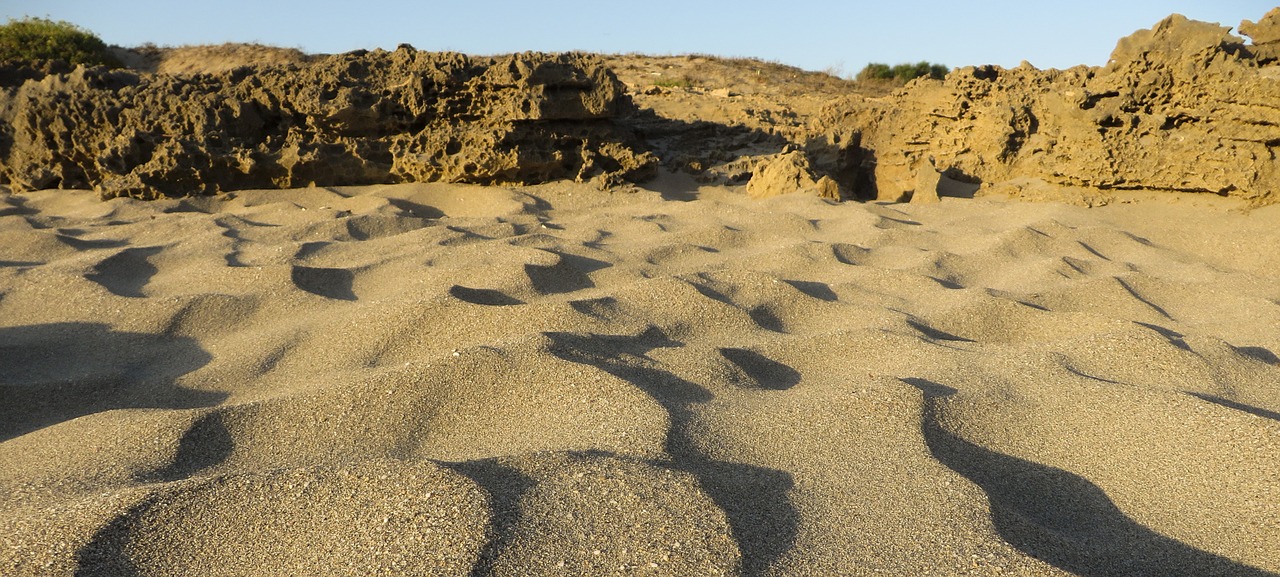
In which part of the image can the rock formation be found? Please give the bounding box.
[0,48,655,199]
[745,150,840,200]
[839,13,1280,205]
[1,10,1277,207]
[1241,7,1280,62]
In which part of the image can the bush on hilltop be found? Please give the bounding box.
[856,61,948,84]
[0,17,121,67]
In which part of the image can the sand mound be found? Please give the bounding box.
[2,177,1278,575]
[78,461,488,577]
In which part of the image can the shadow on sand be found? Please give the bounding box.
[545,326,798,576]
[902,377,1277,577]
[0,322,221,442]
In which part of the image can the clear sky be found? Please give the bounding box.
[2,1,1276,72]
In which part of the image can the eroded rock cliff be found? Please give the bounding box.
[1,11,1277,206]
[842,12,1280,205]
[0,48,655,199]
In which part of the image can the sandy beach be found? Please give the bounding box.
[3,7,1280,576]
[2,176,1278,576]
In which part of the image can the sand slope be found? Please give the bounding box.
[2,180,1278,576]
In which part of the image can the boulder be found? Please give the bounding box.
[745,151,841,200]
[911,164,942,204]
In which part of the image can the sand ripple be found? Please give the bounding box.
[2,181,1278,576]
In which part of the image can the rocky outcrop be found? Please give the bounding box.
[0,48,655,199]
[2,11,1277,207]
[834,13,1280,206]
[744,150,840,200]
[1241,7,1280,62]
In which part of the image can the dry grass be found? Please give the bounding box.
[115,42,312,75]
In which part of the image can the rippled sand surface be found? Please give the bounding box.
[2,179,1278,576]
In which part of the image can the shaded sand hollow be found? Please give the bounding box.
[1,175,1278,576]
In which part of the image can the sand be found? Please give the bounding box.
[1,176,1278,576]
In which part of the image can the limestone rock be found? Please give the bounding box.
[0,50,656,199]
[1107,14,1243,67]
[1241,8,1280,62]
[911,164,942,204]
[815,175,840,200]
[745,151,841,200]
[1241,8,1280,45]
[832,8,1280,206]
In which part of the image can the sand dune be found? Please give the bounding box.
[1,177,1277,576]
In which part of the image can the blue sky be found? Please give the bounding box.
[3,1,1276,72]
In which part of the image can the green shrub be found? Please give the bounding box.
[856,61,948,84]
[653,75,694,89]
[855,63,891,82]
[0,17,121,67]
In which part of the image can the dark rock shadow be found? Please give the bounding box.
[0,322,220,442]
[902,377,1277,577]
[938,168,981,199]
[290,265,357,300]
[449,285,524,306]
[85,246,163,298]
[621,109,788,192]
[546,327,798,576]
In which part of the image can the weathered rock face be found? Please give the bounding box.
[0,48,655,199]
[2,11,1276,206]
[745,150,839,200]
[1241,7,1280,62]
[839,13,1280,205]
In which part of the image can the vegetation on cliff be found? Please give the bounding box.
[0,17,121,67]
[855,61,948,84]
